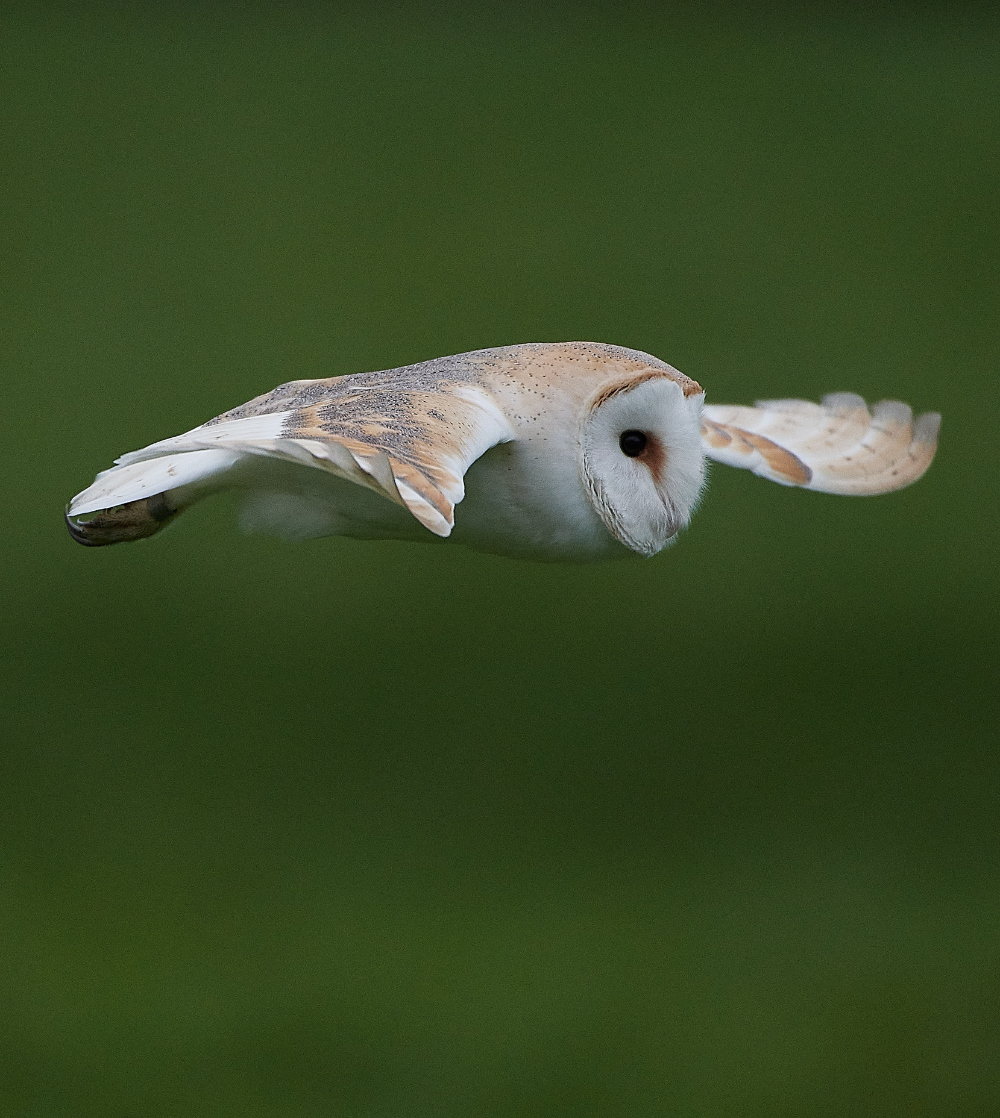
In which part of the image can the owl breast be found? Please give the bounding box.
[452,440,634,562]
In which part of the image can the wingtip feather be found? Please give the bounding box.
[821,392,867,412]
[914,411,942,445]
[703,391,940,495]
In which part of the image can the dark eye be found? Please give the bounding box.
[619,430,647,457]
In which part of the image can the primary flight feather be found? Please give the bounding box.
[67,342,940,562]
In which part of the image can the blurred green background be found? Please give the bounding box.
[1,4,997,1115]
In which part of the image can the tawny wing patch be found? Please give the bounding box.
[277,383,515,534]
[68,378,514,542]
[701,394,940,494]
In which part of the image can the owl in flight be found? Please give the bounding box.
[67,342,939,562]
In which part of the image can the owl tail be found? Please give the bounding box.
[66,448,239,546]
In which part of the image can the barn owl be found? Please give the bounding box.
[66,342,939,562]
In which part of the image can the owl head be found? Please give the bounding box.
[579,372,707,557]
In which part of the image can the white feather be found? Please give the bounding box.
[115,412,290,465]
[69,448,241,516]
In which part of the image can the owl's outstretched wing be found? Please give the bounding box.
[66,377,514,546]
[700,394,940,495]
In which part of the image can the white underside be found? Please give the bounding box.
[236,443,633,562]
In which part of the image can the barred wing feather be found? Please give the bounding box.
[67,379,514,546]
[700,394,940,495]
